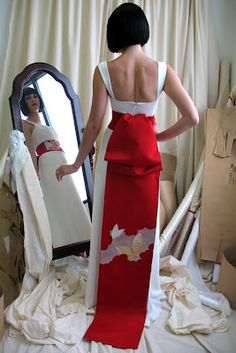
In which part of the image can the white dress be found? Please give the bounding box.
[85,61,167,328]
[28,121,91,248]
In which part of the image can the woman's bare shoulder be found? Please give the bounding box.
[22,119,34,134]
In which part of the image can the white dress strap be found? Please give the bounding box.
[98,62,115,98]
[98,60,167,102]
[157,62,167,98]
[23,120,39,126]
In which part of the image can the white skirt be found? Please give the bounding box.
[38,151,91,248]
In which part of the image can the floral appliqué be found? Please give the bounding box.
[100,224,155,264]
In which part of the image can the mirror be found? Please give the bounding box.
[9,62,94,259]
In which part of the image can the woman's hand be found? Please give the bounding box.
[56,164,77,181]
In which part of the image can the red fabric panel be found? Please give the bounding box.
[36,140,64,157]
[84,112,161,349]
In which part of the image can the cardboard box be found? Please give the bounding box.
[0,182,25,285]
[198,108,236,262]
[0,286,3,340]
[216,246,236,309]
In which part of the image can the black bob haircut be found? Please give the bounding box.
[20,87,44,116]
[107,3,149,53]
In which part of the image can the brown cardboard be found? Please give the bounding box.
[0,182,25,286]
[216,246,236,309]
[198,108,236,262]
[0,286,3,340]
[0,269,18,307]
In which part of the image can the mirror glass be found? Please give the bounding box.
[9,63,93,259]
[22,73,88,208]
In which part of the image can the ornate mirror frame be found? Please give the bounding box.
[9,62,93,259]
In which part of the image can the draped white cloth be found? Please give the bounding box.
[0,131,52,279]
[0,0,219,201]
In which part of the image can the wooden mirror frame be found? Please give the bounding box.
[9,62,93,259]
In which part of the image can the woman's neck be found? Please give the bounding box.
[27,112,41,123]
[121,44,144,56]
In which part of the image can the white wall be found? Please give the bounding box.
[210,0,236,88]
[0,0,13,86]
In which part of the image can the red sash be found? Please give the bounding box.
[84,111,162,349]
[36,140,64,157]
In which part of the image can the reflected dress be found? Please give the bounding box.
[84,61,167,349]
[26,121,91,248]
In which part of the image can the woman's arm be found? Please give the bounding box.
[56,66,108,181]
[156,65,199,142]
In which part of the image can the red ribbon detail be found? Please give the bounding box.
[105,111,162,176]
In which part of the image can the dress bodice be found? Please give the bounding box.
[25,121,59,149]
[98,61,167,116]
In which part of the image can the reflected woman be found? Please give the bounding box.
[20,87,91,248]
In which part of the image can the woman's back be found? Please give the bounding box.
[107,46,159,103]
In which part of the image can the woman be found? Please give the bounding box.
[56,3,199,349]
[21,87,91,249]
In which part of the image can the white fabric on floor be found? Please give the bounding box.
[1,258,236,353]
[5,256,93,347]
[160,256,229,335]
[2,253,230,349]
[181,211,231,316]
[2,310,236,353]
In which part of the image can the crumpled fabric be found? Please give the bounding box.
[160,256,230,334]
[4,254,230,346]
[5,257,94,346]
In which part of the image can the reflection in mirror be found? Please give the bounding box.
[21,74,88,207]
[9,63,94,259]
